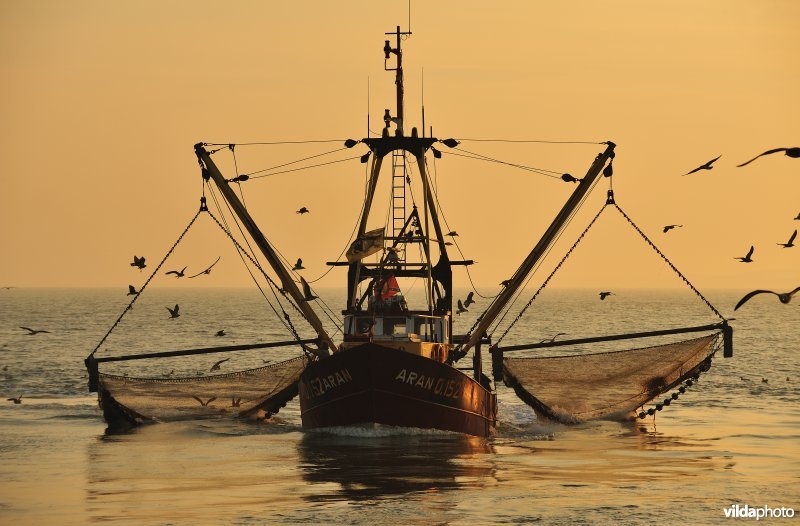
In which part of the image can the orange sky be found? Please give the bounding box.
[1,1,798,291]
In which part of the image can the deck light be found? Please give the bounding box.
[561,173,578,183]
[441,138,459,148]
[430,146,442,159]
[344,139,359,148]
[360,151,372,163]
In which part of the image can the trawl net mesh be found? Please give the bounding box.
[98,356,307,423]
[503,333,720,423]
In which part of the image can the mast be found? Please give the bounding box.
[457,142,616,357]
[194,144,337,353]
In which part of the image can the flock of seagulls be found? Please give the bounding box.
[682,148,798,312]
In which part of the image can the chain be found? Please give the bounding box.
[493,203,609,345]
[204,210,306,344]
[613,203,726,322]
[89,209,202,356]
[632,336,720,421]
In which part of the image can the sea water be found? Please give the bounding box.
[0,288,797,525]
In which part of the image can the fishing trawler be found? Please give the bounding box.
[85,26,732,436]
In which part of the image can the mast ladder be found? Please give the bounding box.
[391,149,407,256]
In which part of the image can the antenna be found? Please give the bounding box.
[367,76,370,138]
[421,68,425,138]
[408,0,411,35]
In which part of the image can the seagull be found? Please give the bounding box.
[166,304,180,318]
[735,246,754,263]
[446,231,459,237]
[192,396,216,407]
[1,286,16,290]
[463,291,475,308]
[130,255,146,270]
[663,224,683,233]
[215,330,225,337]
[599,291,614,300]
[737,147,800,167]
[456,300,468,314]
[794,212,800,221]
[683,155,721,175]
[444,242,453,246]
[777,229,796,248]
[19,327,50,335]
[188,257,221,278]
[296,207,310,214]
[210,358,230,371]
[539,332,567,344]
[7,395,22,404]
[127,285,139,296]
[293,258,305,270]
[301,277,317,301]
[166,266,187,278]
[762,378,768,384]
[734,287,800,310]
[231,397,242,407]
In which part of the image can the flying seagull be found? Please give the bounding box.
[19,327,50,335]
[192,396,216,407]
[293,258,305,270]
[683,155,721,175]
[539,332,567,344]
[301,277,317,301]
[735,246,755,263]
[456,300,468,314]
[188,257,221,278]
[296,207,310,214]
[215,330,225,337]
[127,285,139,296]
[663,224,683,233]
[734,287,800,310]
[599,291,614,300]
[794,213,800,221]
[210,357,230,371]
[7,395,22,404]
[1,287,16,290]
[166,304,180,319]
[463,291,476,308]
[446,231,459,237]
[166,266,187,278]
[777,229,797,248]
[737,147,800,167]
[231,397,242,408]
[130,255,146,270]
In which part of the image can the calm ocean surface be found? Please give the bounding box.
[0,287,798,525]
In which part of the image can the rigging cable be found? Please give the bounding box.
[229,144,247,208]
[205,183,306,342]
[488,169,604,340]
[447,147,565,179]
[241,147,349,177]
[247,155,362,179]
[456,138,605,145]
[306,160,372,284]
[424,155,498,301]
[204,139,347,146]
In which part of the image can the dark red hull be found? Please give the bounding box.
[299,343,497,437]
